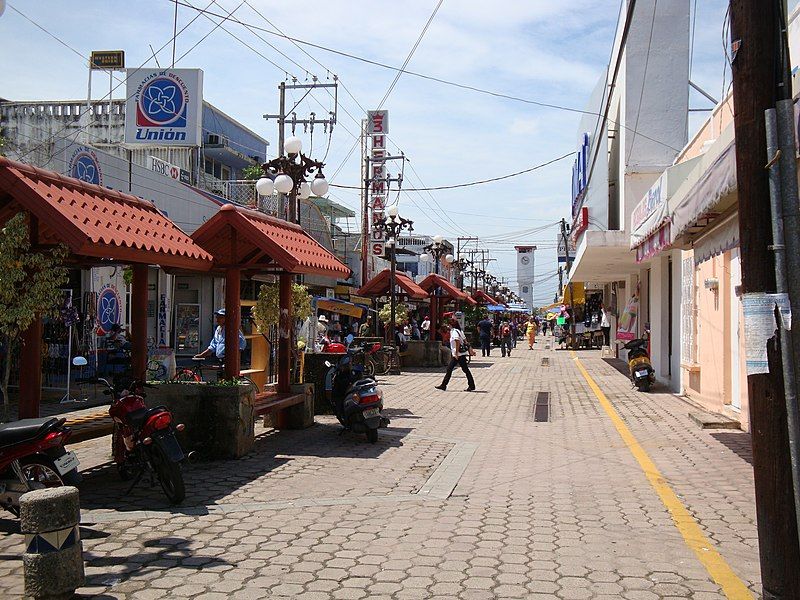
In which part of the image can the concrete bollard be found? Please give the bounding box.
[20,486,85,599]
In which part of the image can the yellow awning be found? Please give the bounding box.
[563,282,585,305]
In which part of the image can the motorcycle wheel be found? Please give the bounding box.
[149,445,185,505]
[19,456,66,489]
[636,380,651,392]
[363,358,376,378]
[366,428,378,444]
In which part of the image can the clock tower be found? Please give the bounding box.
[515,246,536,308]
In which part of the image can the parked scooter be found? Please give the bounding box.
[73,357,187,504]
[323,353,388,443]
[623,334,655,392]
[0,415,81,516]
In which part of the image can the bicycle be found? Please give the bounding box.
[172,358,259,392]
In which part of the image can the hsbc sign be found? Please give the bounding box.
[149,156,190,184]
[368,110,388,257]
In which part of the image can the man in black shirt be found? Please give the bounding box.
[477,315,493,357]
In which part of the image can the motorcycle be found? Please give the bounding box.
[73,357,187,504]
[323,352,389,443]
[623,337,655,392]
[0,416,81,516]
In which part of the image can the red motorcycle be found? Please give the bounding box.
[74,357,187,504]
[0,416,81,516]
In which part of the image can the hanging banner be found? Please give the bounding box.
[616,283,640,341]
[91,267,127,335]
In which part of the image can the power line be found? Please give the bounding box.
[171,0,682,153]
[331,153,571,192]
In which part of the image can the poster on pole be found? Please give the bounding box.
[616,283,640,341]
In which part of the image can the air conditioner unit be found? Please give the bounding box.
[206,133,221,145]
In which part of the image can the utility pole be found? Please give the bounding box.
[729,1,800,596]
[558,266,563,297]
[264,77,338,223]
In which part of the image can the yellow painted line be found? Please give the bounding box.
[571,352,753,600]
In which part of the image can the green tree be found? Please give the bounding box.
[253,282,312,332]
[241,164,264,181]
[0,213,69,420]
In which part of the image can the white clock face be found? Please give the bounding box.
[520,255,530,265]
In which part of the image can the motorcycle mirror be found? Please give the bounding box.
[72,356,88,367]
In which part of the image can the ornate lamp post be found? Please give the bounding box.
[255,136,329,224]
[419,235,452,276]
[374,205,414,343]
[451,257,473,290]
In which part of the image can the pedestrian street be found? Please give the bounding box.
[0,338,760,599]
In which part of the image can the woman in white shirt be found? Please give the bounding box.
[435,318,476,392]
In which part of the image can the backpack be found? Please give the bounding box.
[502,325,510,336]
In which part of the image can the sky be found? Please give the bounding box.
[0,0,738,305]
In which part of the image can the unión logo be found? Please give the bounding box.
[68,147,102,185]
[136,75,187,128]
[97,284,121,335]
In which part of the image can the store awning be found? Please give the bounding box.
[0,156,214,270]
[671,133,738,243]
[356,268,428,300]
[692,213,740,266]
[191,204,351,278]
[563,282,585,305]
[419,273,472,302]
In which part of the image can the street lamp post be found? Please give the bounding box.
[255,135,329,224]
[451,257,473,290]
[375,206,414,344]
[419,235,452,276]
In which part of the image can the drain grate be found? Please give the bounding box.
[533,391,550,422]
[541,357,550,367]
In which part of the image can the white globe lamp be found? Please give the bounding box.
[255,177,274,197]
[298,181,312,200]
[445,254,454,263]
[284,136,302,155]
[310,175,329,196]
[419,253,429,262]
[274,173,294,194]
[433,234,443,244]
[386,204,399,218]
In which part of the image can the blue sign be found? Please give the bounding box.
[97,284,121,335]
[571,133,590,217]
[137,76,187,128]
[68,147,102,185]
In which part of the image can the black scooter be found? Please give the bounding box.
[623,337,655,392]
[324,353,388,443]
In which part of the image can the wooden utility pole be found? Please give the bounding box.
[729,1,800,596]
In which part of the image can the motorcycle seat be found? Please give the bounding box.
[0,417,61,447]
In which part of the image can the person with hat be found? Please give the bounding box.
[193,308,246,362]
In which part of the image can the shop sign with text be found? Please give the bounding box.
[125,68,203,146]
[571,133,590,217]
[368,110,388,258]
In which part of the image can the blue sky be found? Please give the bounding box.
[0,0,736,304]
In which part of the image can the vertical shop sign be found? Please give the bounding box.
[367,110,388,257]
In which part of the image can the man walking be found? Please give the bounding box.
[500,320,513,357]
[358,316,372,338]
[435,317,476,391]
[477,313,493,357]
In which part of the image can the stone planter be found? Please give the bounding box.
[144,383,256,460]
[401,340,446,368]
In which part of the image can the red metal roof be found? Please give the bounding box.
[0,156,213,270]
[472,290,500,305]
[356,269,428,300]
[191,204,350,278]
[419,273,470,300]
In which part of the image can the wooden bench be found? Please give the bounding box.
[64,411,113,443]
[253,390,307,428]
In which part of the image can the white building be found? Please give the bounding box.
[566,0,690,391]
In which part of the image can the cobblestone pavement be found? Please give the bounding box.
[0,337,761,598]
